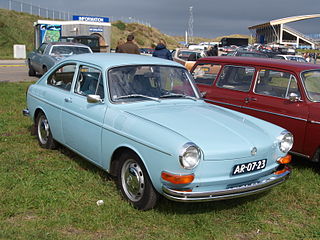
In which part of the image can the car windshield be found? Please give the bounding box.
[108,65,199,103]
[301,70,320,102]
[50,46,91,56]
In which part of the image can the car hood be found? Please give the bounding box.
[124,101,277,160]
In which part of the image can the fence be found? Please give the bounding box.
[0,0,151,26]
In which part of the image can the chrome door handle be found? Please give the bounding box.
[64,97,72,103]
[244,97,257,103]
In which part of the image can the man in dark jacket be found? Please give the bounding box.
[207,45,218,56]
[116,34,140,54]
[152,40,173,60]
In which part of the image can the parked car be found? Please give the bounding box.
[226,50,269,58]
[273,54,307,63]
[192,56,320,163]
[27,42,93,76]
[173,48,207,70]
[140,48,155,56]
[23,53,292,210]
[60,35,101,52]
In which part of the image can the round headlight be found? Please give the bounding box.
[179,143,201,170]
[277,131,294,153]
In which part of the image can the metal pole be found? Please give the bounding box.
[9,0,11,11]
[38,5,40,16]
[20,2,23,12]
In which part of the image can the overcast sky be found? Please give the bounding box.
[22,0,320,38]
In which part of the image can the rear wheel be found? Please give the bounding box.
[116,151,158,210]
[35,112,56,149]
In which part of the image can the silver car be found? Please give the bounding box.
[27,42,92,76]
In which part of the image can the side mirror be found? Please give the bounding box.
[87,94,103,103]
[288,93,301,102]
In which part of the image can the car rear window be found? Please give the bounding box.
[255,69,299,99]
[301,70,320,101]
[50,46,91,56]
[47,64,76,91]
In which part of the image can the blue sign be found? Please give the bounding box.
[73,15,109,23]
[89,27,103,32]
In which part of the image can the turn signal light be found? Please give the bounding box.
[275,166,290,175]
[277,154,292,164]
[161,172,194,184]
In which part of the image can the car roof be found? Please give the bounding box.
[47,42,90,47]
[198,56,319,72]
[63,53,184,70]
[177,48,203,53]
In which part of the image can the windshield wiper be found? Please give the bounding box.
[160,93,198,101]
[114,94,160,102]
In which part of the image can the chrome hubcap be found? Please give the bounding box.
[121,159,145,202]
[38,115,49,145]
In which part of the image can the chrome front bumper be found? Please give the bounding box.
[22,109,30,116]
[162,167,291,202]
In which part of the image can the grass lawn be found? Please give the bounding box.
[0,81,319,240]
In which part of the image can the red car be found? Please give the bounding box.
[192,56,320,163]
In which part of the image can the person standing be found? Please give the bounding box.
[116,34,140,54]
[115,38,125,53]
[152,39,173,60]
[207,45,218,56]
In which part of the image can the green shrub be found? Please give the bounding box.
[136,38,144,46]
[112,21,126,31]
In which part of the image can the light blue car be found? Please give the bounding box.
[23,53,293,210]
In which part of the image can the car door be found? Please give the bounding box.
[61,64,106,166]
[244,68,308,153]
[45,63,78,143]
[198,64,255,112]
[30,43,48,72]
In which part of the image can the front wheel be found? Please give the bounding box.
[116,151,158,210]
[28,60,36,76]
[35,112,56,149]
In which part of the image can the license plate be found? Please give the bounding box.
[232,159,267,175]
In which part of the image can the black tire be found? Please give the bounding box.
[28,60,36,76]
[116,151,158,210]
[35,112,56,149]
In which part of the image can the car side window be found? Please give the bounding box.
[255,69,300,99]
[216,65,254,91]
[192,64,221,85]
[37,43,47,54]
[47,64,76,91]
[74,66,104,99]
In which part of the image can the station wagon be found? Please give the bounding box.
[192,56,319,163]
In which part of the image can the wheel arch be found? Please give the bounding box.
[311,147,320,162]
[42,65,48,73]
[33,108,45,124]
[109,146,142,177]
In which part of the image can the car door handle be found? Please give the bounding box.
[64,97,72,103]
[244,97,257,103]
